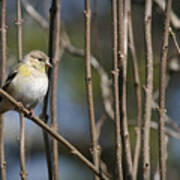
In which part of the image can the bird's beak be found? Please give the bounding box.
[46,61,53,68]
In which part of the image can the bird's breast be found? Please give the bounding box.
[8,73,48,109]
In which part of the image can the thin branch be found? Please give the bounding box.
[0,88,109,180]
[169,27,180,54]
[0,0,7,179]
[111,0,123,179]
[128,1,142,179]
[158,0,172,180]
[142,0,153,179]
[84,1,99,180]
[19,113,27,179]
[154,0,179,29]
[49,0,61,179]
[118,0,133,178]
[16,0,27,179]
[21,0,48,29]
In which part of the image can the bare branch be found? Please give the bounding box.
[21,0,48,29]
[0,0,7,179]
[154,0,180,29]
[142,0,153,179]
[169,27,180,54]
[128,1,142,179]
[84,1,100,179]
[118,0,133,178]
[111,0,123,178]
[158,0,172,179]
[16,0,27,179]
[48,0,61,179]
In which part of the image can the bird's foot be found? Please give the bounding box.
[16,101,24,112]
[28,109,35,118]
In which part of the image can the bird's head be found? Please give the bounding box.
[24,50,52,73]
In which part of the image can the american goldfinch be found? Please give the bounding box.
[0,50,52,114]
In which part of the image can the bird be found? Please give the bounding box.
[0,50,52,114]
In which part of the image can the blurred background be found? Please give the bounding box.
[1,0,180,179]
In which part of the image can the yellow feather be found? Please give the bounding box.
[18,64,31,76]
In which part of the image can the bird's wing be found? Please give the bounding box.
[0,63,22,102]
[2,71,18,91]
[0,63,23,92]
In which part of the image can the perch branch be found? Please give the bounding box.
[0,88,109,180]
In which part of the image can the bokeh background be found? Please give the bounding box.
[1,0,180,179]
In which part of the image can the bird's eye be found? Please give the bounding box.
[38,58,43,62]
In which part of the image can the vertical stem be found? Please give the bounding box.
[118,0,133,178]
[19,113,27,180]
[16,0,27,179]
[50,0,61,180]
[0,0,7,179]
[142,0,153,180]
[158,0,172,180]
[128,1,142,179]
[111,0,123,179]
[84,0,99,180]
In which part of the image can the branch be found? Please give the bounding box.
[0,0,7,179]
[16,0,27,179]
[158,0,172,179]
[84,1,100,180]
[169,27,180,54]
[21,0,48,29]
[111,0,123,178]
[0,88,109,180]
[143,0,153,179]
[48,0,61,179]
[128,2,142,179]
[118,0,133,178]
[154,0,180,29]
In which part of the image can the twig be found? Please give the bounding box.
[169,27,180,54]
[49,0,61,179]
[16,1,27,179]
[95,114,111,178]
[0,88,109,180]
[128,2,142,179]
[21,0,48,29]
[130,120,180,140]
[0,0,7,179]
[158,0,172,180]
[84,1,99,180]
[154,0,180,29]
[151,121,180,140]
[142,0,153,179]
[118,0,133,178]
[111,0,123,179]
